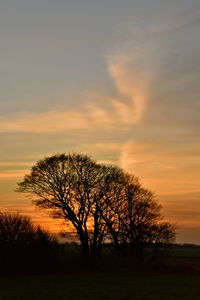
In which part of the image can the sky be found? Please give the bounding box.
[0,0,200,244]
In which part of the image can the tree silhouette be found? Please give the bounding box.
[0,211,58,274]
[17,153,122,257]
[17,152,175,259]
[118,174,176,260]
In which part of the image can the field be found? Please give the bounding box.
[1,271,200,300]
[1,245,200,300]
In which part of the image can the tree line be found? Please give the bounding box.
[16,152,175,261]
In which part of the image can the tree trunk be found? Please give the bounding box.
[108,225,120,253]
[79,232,90,258]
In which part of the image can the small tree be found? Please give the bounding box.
[0,211,36,245]
[118,174,176,260]
[0,211,57,274]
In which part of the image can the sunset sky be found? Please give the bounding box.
[0,0,200,244]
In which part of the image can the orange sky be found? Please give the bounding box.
[0,0,200,244]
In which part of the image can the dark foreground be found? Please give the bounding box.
[1,271,200,300]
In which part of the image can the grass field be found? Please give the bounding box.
[1,245,200,300]
[1,271,200,300]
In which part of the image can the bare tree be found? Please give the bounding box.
[16,152,175,260]
[0,211,57,274]
[119,174,176,260]
[0,211,36,245]
[17,153,121,257]
[89,164,124,256]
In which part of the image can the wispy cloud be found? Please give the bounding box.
[0,111,90,133]
[107,53,151,125]
[0,169,29,178]
[0,48,152,134]
[0,162,33,167]
[0,203,65,232]
[119,140,200,195]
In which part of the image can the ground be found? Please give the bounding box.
[1,271,200,300]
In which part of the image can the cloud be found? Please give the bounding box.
[0,203,65,232]
[119,140,200,195]
[0,47,152,134]
[107,53,151,125]
[0,162,33,167]
[0,169,29,178]
[0,111,90,133]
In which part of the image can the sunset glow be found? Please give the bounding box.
[0,0,200,244]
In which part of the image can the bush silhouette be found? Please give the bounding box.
[0,211,59,275]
